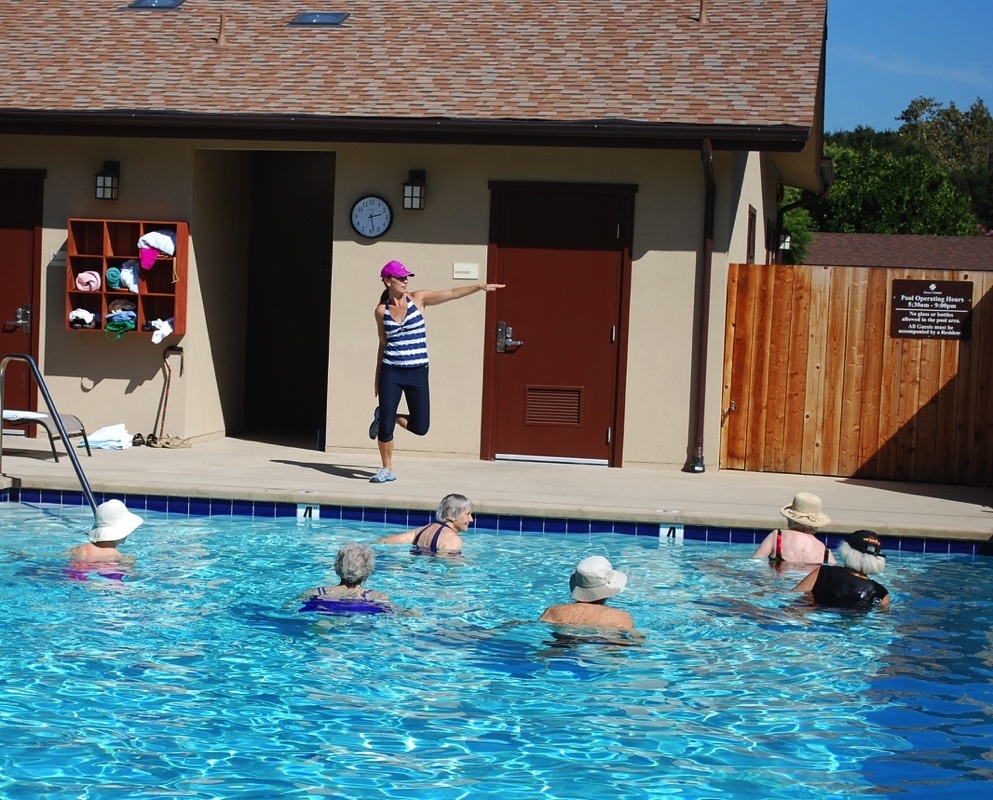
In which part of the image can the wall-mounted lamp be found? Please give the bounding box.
[95,161,120,200]
[402,169,427,211]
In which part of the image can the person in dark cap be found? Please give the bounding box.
[793,530,890,609]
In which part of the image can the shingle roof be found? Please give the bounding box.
[805,233,993,271]
[0,0,826,135]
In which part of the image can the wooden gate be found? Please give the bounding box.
[721,263,993,486]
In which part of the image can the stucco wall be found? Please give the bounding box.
[2,135,767,470]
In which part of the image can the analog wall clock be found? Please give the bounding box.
[350,195,393,238]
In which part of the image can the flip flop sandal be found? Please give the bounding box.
[132,433,145,447]
[146,434,162,448]
[161,436,192,449]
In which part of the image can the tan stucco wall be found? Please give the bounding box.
[3,135,766,470]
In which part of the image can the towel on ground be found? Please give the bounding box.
[80,423,132,450]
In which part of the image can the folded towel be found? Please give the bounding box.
[107,299,137,314]
[76,270,101,291]
[106,267,122,289]
[138,230,176,255]
[3,410,49,422]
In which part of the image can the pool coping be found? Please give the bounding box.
[2,486,988,557]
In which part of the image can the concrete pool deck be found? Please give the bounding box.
[2,434,992,541]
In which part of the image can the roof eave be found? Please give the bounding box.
[0,110,811,152]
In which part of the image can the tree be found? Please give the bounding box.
[808,142,979,235]
[778,186,815,263]
[898,96,993,230]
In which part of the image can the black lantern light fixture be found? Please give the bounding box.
[402,169,427,211]
[95,161,120,200]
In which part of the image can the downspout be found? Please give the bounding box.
[689,139,716,473]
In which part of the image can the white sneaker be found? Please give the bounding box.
[370,467,395,484]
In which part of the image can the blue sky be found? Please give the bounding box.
[825,0,993,132]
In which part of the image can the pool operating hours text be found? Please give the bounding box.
[890,279,973,340]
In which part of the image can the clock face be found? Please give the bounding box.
[350,195,393,238]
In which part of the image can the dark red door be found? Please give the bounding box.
[482,183,633,465]
[0,170,45,413]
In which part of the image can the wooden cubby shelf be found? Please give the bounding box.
[65,218,188,336]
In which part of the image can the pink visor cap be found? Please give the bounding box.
[381,260,414,279]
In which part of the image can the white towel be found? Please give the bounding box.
[137,230,176,255]
[80,423,132,450]
[3,410,48,422]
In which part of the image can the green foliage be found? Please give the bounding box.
[897,96,993,229]
[779,186,814,264]
[808,142,979,235]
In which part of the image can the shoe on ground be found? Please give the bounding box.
[368,407,380,440]
[370,467,395,484]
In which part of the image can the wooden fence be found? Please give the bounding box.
[720,263,993,486]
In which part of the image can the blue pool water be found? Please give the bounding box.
[1,501,992,799]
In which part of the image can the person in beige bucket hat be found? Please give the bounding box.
[751,492,837,566]
[538,556,634,630]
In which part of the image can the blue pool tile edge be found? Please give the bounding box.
[0,486,988,555]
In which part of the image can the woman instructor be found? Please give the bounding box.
[369,260,504,484]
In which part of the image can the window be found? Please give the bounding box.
[746,206,757,264]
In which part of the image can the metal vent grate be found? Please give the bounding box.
[525,387,581,426]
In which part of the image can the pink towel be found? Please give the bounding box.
[76,270,102,291]
[139,246,159,270]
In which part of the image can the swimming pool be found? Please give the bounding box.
[1,500,991,799]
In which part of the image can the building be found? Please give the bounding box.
[0,0,828,471]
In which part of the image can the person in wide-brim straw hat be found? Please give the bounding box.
[751,492,837,567]
[64,499,142,566]
[538,556,634,630]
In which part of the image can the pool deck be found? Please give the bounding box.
[2,434,992,541]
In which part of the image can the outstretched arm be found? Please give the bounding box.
[792,568,820,593]
[412,283,505,307]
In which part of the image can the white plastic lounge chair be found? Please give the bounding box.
[2,410,92,462]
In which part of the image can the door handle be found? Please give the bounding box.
[4,304,30,334]
[495,321,523,353]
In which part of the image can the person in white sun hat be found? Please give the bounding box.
[538,556,634,630]
[752,492,837,567]
[65,499,143,565]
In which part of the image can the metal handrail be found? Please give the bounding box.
[1,353,98,520]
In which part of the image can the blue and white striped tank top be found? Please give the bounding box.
[382,299,429,367]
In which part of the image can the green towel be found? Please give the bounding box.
[106,267,122,290]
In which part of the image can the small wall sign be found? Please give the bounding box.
[890,279,973,340]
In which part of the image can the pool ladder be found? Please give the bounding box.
[0,353,98,523]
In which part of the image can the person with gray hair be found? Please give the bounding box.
[377,493,473,555]
[299,542,394,615]
[793,530,890,609]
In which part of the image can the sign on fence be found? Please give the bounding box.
[890,279,973,340]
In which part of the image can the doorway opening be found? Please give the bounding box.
[242,151,335,449]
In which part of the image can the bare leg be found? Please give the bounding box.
[377,438,394,471]
[378,415,408,471]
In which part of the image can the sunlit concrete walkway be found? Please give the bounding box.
[2,434,992,541]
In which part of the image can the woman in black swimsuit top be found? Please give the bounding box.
[377,493,474,555]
